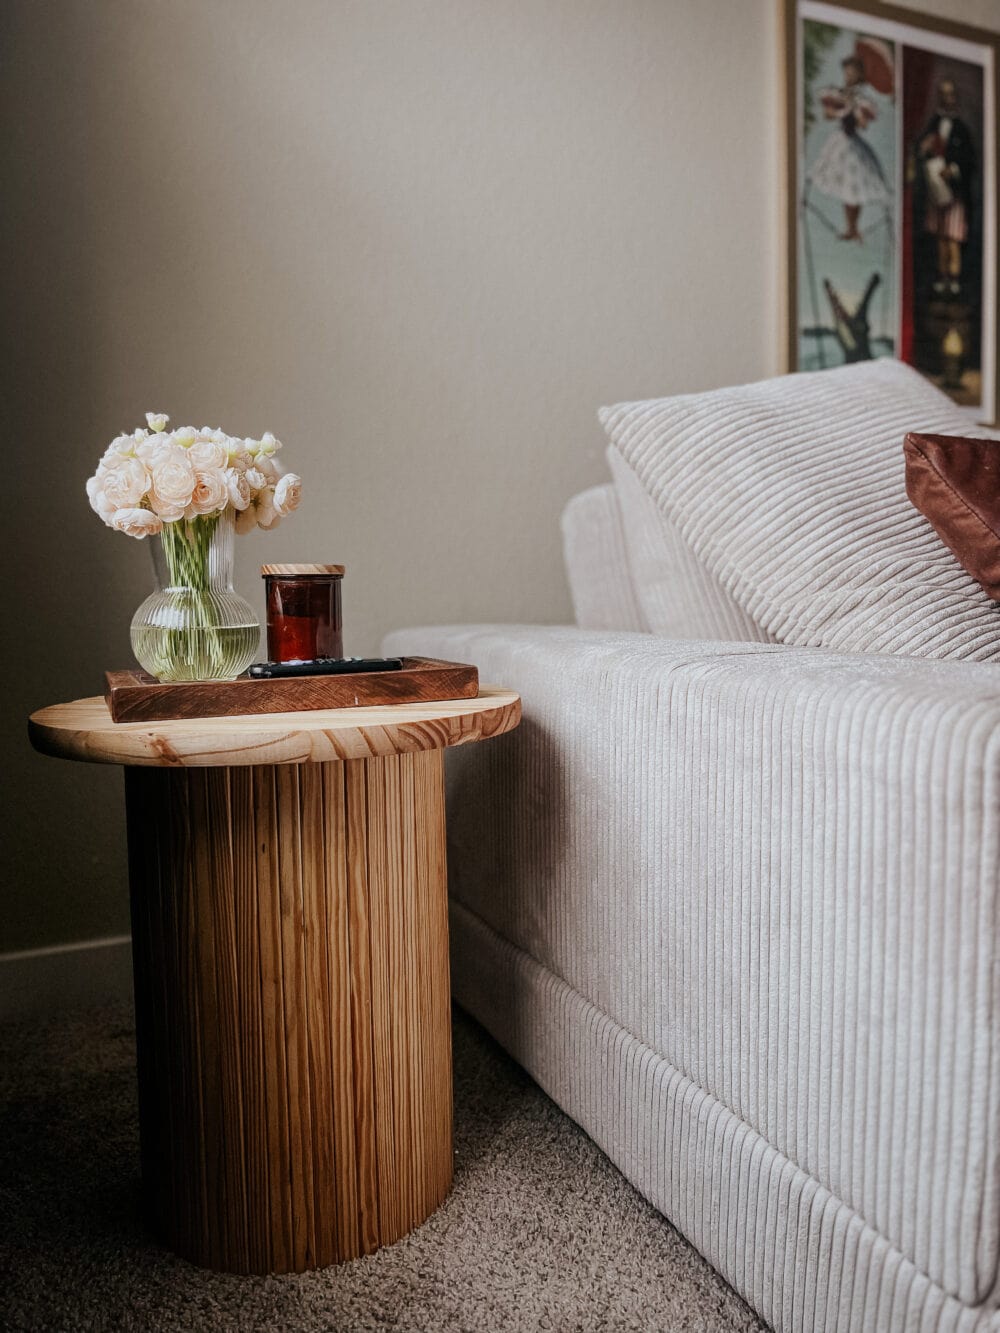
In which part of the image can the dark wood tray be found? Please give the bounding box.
[104,657,479,724]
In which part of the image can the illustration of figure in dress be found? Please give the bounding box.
[809,52,892,242]
[916,77,976,296]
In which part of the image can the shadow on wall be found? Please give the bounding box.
[2,3,140,952]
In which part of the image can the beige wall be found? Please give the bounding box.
[4,0,998,952]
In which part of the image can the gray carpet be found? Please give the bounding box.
[0,1002,765,1332]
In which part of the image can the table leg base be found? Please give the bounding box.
[125,750,453,1274]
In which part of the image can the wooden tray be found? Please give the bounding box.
[104,657,479,724]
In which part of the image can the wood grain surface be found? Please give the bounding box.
[29,687,520,767]
[103,657,479,724]
[259,563,345,576]
[125,750,453,1274]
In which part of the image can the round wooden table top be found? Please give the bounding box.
[29,687,521,768]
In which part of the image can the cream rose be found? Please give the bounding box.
[112,506,163,538]
[255,487,281,530]
[148,449,195,516]
[244,467,268,492]
[101,435,136,467]
[135,432,175,465]
[252,455,279,484]
[234,487,279,532]
[187,468,229,516]
[224,466,252,511]
[86,474,117,524]
[145,412,169,433]
[188,438,228,470]
[273,472,302,516]
[100,457,150,510]
[227,443,253,469]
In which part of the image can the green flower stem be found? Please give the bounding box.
[161,514,217,592]
[154,515,225,679]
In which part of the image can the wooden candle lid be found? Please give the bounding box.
[260,563,345,576]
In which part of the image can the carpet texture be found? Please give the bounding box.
[0,1002,764,1332]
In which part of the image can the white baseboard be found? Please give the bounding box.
[0,935,133,1022]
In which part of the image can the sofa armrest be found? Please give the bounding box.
[384,623,1000,1305]
[385,621,1000,723]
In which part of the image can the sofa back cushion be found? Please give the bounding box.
[600,359,1000,660]
[607,450,775,643]
[561,484,648,633]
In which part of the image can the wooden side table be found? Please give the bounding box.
[28,688,520,1275]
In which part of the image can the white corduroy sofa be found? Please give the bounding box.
[385,361,1000,1333]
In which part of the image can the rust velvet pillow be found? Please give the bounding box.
[904,432,1000,600]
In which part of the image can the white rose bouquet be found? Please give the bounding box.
[87,411,302,538]
[87,413,304,682]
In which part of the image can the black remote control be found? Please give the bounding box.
[248,657,404,679]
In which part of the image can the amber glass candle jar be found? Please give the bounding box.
[261,564,345,662]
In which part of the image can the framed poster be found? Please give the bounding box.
[782,0,999,424]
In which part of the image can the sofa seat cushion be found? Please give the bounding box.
[600,359,1000,660]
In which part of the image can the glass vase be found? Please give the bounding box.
[130,510,261,682]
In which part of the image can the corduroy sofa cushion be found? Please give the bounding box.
[600,359,1000,660]
[606,448,774,643]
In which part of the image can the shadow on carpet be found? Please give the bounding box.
[0,1003,765,1332]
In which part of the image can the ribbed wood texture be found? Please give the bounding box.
[124,750,452,1274]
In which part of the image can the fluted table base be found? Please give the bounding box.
[124,750,453,1274]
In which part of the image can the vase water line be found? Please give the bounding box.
[130,509,260,682]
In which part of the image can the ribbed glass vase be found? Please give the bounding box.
[130,510,260,682]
